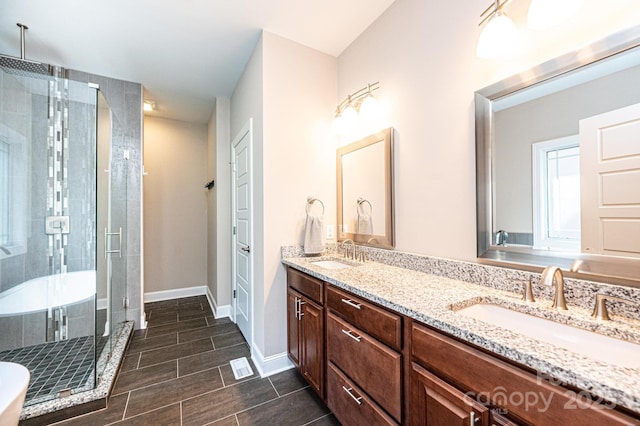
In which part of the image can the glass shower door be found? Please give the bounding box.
[0,66,99,404]
[96,90,127,374]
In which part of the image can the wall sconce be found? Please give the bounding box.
[477,0,584,59]
[477,0,518,59]
[143,100,155,112]
[332,82,380,135]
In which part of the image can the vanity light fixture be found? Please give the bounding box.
[477,0,518,59]
[477,0,585,58]
[332,82,380,135]
[143,100,155,112]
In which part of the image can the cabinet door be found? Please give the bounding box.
[410,362,489,426]
[301,298,324,398]
[287,288,301,368]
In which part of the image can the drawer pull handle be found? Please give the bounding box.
[470,412,479,425]
[342,386,363,405]
[298,300,305,319]
[341,298,362,310]
[341,329,361,342]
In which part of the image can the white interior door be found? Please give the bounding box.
[231,120,253,345]
[580,102,640,257]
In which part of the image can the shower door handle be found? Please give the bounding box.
[105,227,122,257]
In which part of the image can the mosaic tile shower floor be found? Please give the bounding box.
[0,335,108,405]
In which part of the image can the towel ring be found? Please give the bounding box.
[357,197,372,215]
[306,197,325,216]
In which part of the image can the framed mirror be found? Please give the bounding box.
[337,127,394,248]
[476,25,640,287]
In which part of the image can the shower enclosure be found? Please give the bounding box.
[0,58,128,407]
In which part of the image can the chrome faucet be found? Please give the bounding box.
[540,266,568,310]
[495,230,508,246]
[341,239,355,260]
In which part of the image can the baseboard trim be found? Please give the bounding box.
[205,286,232,319]
[251,345,294,378]
[143,286,206,303]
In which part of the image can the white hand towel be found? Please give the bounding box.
[357,214,373,235]
[304,215,324,254]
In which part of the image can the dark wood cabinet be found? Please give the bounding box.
[286,289,301,368]
[286,267,640,426]
[409,362,489,426]
[286,268,325,399]
[490,411,522,426]
[326,285,404,424]
[327,361,398,426]
[300,298,323,394]
[411,322,640,426]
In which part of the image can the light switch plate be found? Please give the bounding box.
[326,224,334,239]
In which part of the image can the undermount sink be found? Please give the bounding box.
[309,259,354,270]
[0,362,30,425]
[456,303,640,369]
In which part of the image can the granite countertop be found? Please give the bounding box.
[282,255,640,414]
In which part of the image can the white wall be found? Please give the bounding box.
[337,0,640,261]
[143,116,208,293]
[230,35,265,352]
[207,97,232,313]
[207,102,217,298]
[262,32,337,357]
[229,32,337,363]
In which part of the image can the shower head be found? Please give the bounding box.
[0,54,53,79]
[0,23,54,79]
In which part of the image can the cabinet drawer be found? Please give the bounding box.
[326,285,402,350]
[327,362,398,426]
[327,312,402,422]
[411,323,640,426]
[287,267,323,305]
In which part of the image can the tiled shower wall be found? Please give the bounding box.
[68,69,143,329]
[0,69,142,351]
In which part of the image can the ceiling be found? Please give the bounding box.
[1,0,396,123]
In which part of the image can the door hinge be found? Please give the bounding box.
[233,290,237,298]
[232,226,237,235]
[123,297,129,308]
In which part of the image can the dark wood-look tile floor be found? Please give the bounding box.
[52,296,339,426]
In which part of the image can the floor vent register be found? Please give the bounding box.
[230,357,254,380]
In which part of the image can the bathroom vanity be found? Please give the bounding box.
[283,253,640,425]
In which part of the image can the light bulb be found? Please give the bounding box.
[358,94,379,124]
[476,12,518,59]
[341,104,358,131]
[528,0,583,30]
